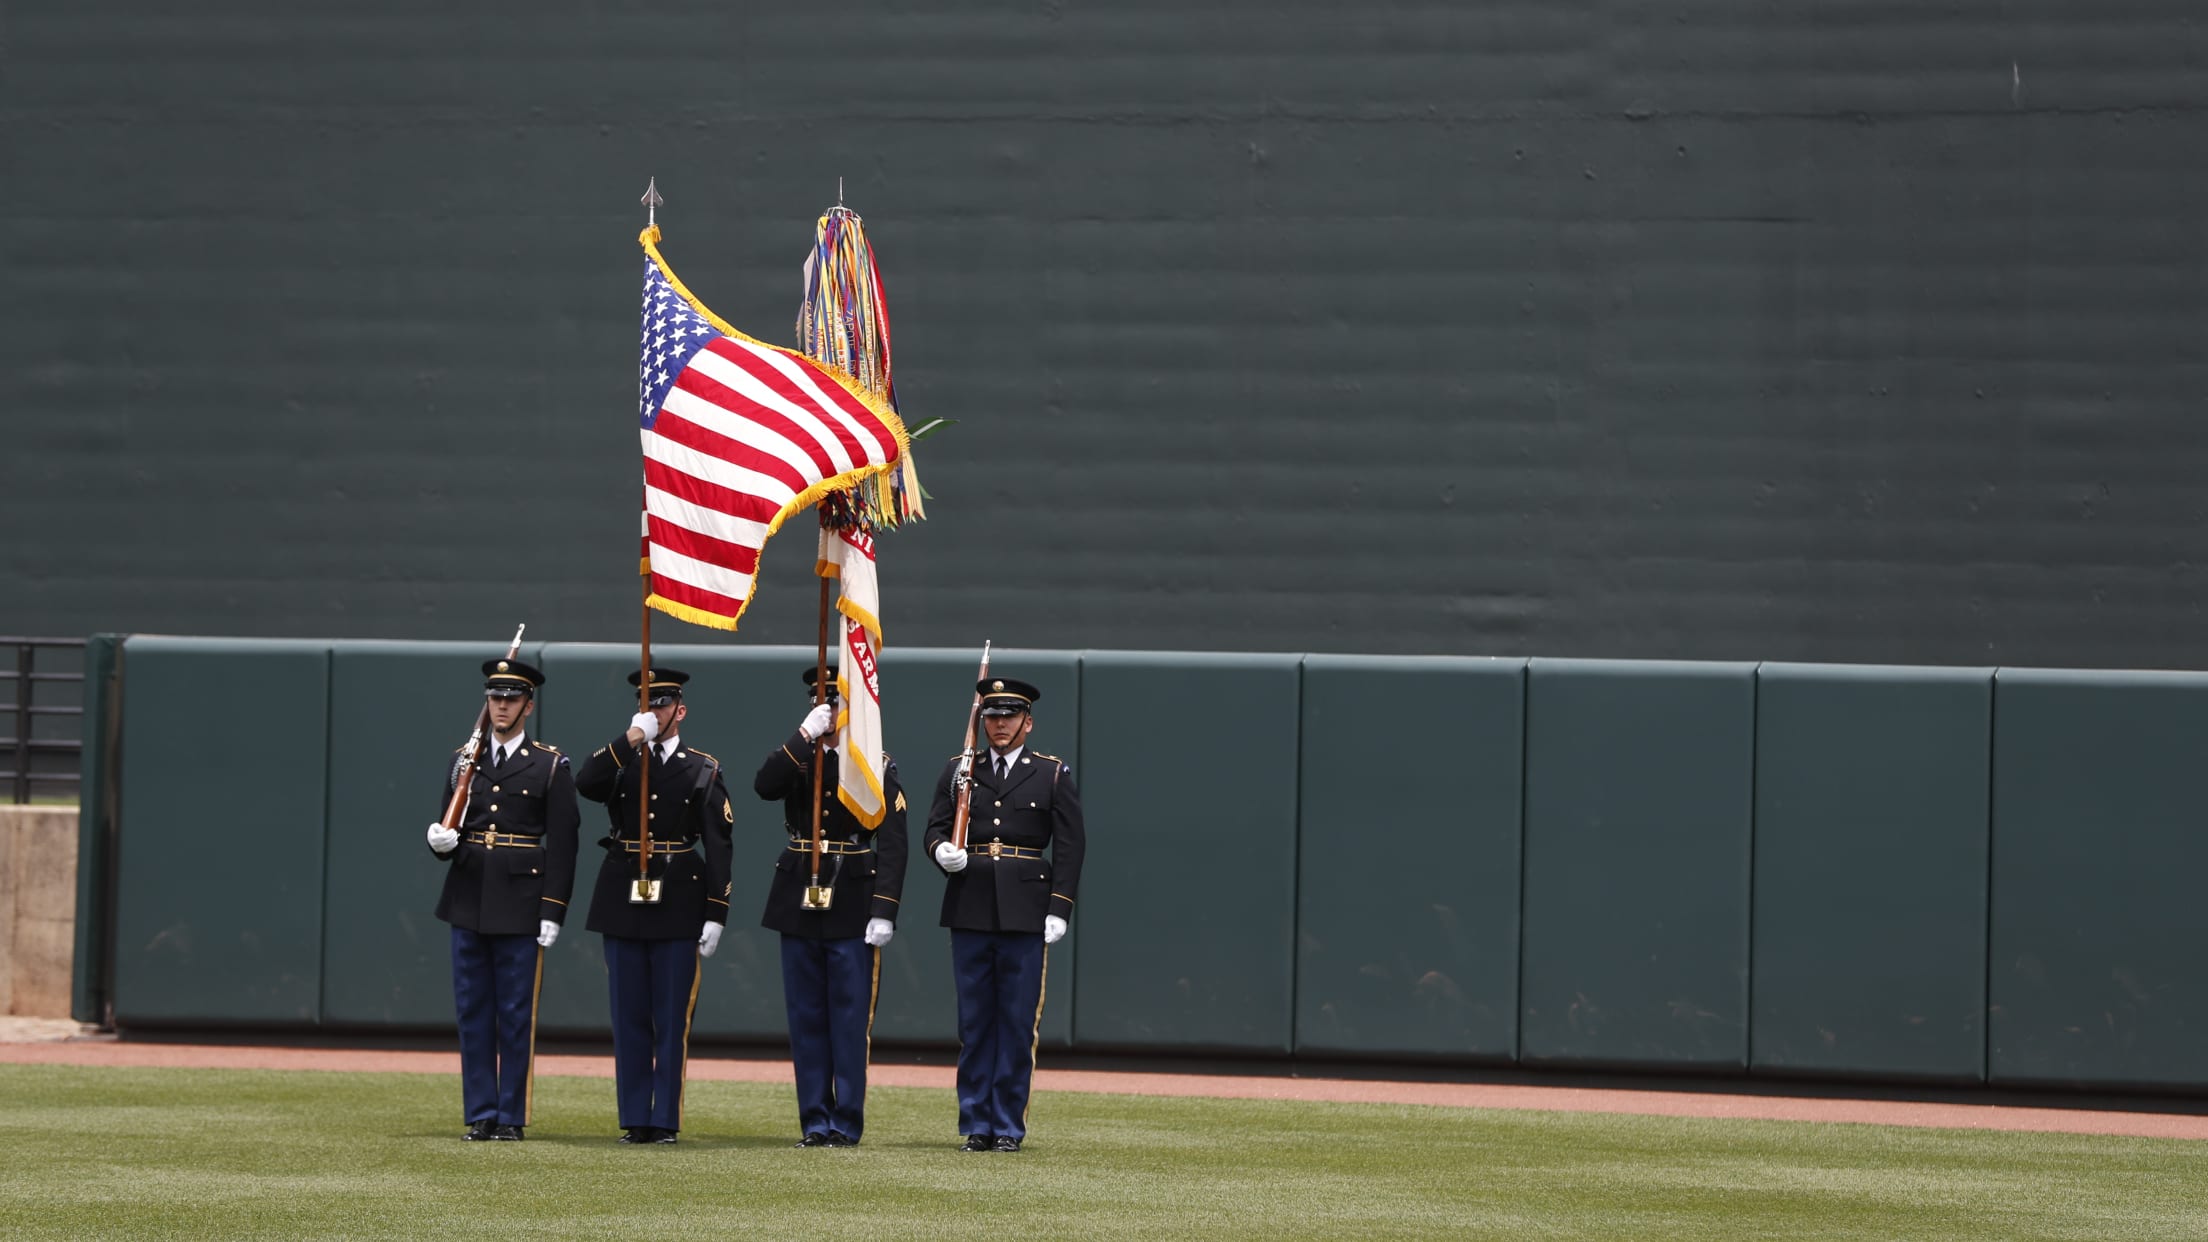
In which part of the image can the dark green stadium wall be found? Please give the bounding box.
[1520,659,1755,1070]
[1295,655,1523,1062]
[81,639,2208,1095]
[1750,664,1992,1083]
[10,5,2208,669]
[1988,669,2208,1090]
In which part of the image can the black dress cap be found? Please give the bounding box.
[626,666,690,707]
[977,676,1039,716]
[483,658,545,699]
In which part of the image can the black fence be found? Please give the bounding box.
[2,637,86,804]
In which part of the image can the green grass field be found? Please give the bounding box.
[0,1064,2200,1240]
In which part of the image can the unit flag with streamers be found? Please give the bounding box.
[800,205,924,826]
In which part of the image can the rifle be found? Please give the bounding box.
[948,640,992,851]
[439,623,528,830]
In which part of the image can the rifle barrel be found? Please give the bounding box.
[439,624,529,831]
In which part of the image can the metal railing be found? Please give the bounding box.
[2,637,86,804]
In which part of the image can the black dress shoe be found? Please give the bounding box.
[618,1127,653,1144]
[795,1132,830,1148]
[464,1120,497,1141]
[993,1136,1022,1153]
[960,1135,993,1152]
[825,1132,857,1148]
[492,1125,523,1141]
[651,1129,678,1144]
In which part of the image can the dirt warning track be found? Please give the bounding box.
[4,1023,2202,1141]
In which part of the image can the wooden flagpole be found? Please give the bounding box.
[636,576,656,900]
[634,177,663,904]
[803,574,833,909]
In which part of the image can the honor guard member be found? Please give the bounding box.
[923,676,1085,1153]
[425,657,580,1142]
[575,666,735,1145]
[752,667,909,1148]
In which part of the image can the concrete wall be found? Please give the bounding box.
[0,807,78,1018]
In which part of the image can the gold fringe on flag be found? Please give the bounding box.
[799,206,925,532]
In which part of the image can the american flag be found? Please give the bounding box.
[636,248,906,630]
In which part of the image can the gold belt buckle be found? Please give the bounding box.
[987,839,1002,859]
[485,833,496,851]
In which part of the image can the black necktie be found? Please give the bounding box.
[994,756,1007,782]
[490,744,504,770]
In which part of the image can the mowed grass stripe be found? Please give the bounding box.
[0,1065,2200,1240]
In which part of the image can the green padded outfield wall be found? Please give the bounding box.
[1075,652,1301,1054]
[1519,659,1755,1069]
[16,4,2208,672]
[111,638,332,1025]
[1989,669,2208,1090]
[1294,655,1524,1060]
[1750,663,1992,1083]
[89,636,2208,1093]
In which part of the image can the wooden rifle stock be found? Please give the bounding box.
[439,624,528,830]
[948,640,991,851]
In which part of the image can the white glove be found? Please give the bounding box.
[863,917,894,947]
[698,920,724,958]
[629,711,661,743]
[427,823,460,854]
[1044,915,1068,945]
[537,920,560,948]
[933,841,968,873]
[798,701,836,742]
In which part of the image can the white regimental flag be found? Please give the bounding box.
[817,523,887,827]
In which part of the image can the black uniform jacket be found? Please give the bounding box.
[752,731,909,939]
[433,736,581,936]
[575,733,736,940]
[923,747,1084,934]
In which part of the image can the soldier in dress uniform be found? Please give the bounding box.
[752,667,909,1148]
[923,675,1085,1153]
[575,666,735,1145]
[425,657,580,1142]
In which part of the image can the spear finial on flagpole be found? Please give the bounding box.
[640,177,663,228]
